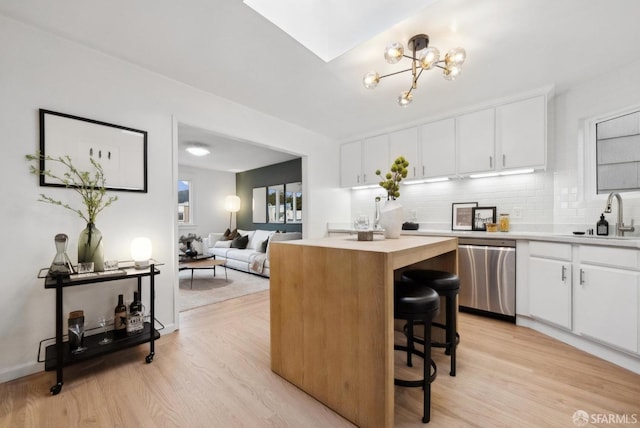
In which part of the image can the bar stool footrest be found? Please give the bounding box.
[403,321,460,349]
[394,344,437,386]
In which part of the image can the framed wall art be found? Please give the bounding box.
[471,206,497,231]
[451,202,478,231]
[39,109,148,192]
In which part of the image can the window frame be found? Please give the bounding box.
[584,102,640,201]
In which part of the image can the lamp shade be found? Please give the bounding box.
[130,237,152,269]
[224,195,241,213]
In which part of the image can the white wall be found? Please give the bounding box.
[351,59,640,234]
[0,15,344,382]
[177,165,236,239]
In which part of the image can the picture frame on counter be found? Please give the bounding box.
[451,202,478,231]
[472,206,497,231]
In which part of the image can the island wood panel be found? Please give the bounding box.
[270,236,458,428]
[270,242,393,427]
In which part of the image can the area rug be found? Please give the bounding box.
[178,267,269,312]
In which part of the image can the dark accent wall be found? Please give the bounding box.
[236,158,302,232]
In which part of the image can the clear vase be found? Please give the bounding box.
[78,223,104,272]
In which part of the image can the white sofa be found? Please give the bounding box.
[202,229,302,277]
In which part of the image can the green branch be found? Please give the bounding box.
[26,152,118,224]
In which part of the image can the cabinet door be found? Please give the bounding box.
[456,108,495,175]
[528,257,572,329]
[421,118,456,178]
[340,140,362,187]
[389,128,419,179]
[574,265,638,353]
[496,95,546,170]
[362,134,389,185]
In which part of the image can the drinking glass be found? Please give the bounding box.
[98,316,112,345]
[354,214,370,231]
[68,324,87,354]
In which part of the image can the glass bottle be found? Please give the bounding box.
[114,294,127,338]
[49,234,75,277]
[499,213,510,232]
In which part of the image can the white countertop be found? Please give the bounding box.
[327,226,640,248]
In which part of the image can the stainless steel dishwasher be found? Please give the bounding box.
[458,238,516,322]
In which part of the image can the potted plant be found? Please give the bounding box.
[26,153,117,271]
[375,156,409,238]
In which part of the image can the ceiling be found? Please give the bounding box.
[3,0,640,171]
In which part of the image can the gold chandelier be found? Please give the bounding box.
[362,34,466,107]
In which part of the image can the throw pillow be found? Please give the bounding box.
[259,237,269,253]
[228,228,239,240]
[214,240,232,248]
[230,234,249,249]
[222,228,232,240]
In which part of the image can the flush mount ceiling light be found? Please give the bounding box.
[363,34,466,107]
[185,144,210,157]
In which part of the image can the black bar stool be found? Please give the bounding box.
[394,280,440,423]
[402,269,460,376]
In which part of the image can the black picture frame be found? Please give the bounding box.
[39,109,148,193]
[451,202,478,231]
[472,206,497,231]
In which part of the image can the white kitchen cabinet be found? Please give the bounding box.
[528,242,573,330]
[496,95,546,170]
[340,140,362,187]
[421,118,456,178]
[362,134,389,185]
[388,127,419,179]
[575,247,639,353]
[456,108,495,175]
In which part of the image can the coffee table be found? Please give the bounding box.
[179,256,227,288]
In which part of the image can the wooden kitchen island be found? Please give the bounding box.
[269,235,458,428]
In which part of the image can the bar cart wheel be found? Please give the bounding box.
[145,352,154,363]
[50,382,63,395]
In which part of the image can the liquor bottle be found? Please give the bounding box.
[127,291,144,335]
[114,294,127,337]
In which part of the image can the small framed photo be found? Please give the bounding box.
[472,207,497,231]
[452,202,478,231]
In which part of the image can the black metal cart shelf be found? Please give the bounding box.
[40,261,161,395]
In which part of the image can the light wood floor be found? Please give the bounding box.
[2,290,639,427]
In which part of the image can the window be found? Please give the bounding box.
[594,109,640,194]
[285,182,302,223]
[178,180,191,224]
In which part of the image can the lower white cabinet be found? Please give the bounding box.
[575,262,639,353]
[529,248,572,330]
[526,241,640,355]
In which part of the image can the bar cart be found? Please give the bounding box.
[38,261,161,395]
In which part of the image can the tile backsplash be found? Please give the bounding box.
[351,171,554,232]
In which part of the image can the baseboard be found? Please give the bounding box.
[0,362,43,384]
[517,316,640,375]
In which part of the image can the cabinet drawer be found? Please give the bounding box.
[579,245,639,270]
[529,241,571,260]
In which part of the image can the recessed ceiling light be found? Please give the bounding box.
[186,145,210,156]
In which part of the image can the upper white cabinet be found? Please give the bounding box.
[362,134,389,185]
[456,108,496,175]
[389,127,419,179]
[496,95,546,170]
[340,91,548,187]
[340,140,362,187]
[421,118,456,178]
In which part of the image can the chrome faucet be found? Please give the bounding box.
[604,192,635,236]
